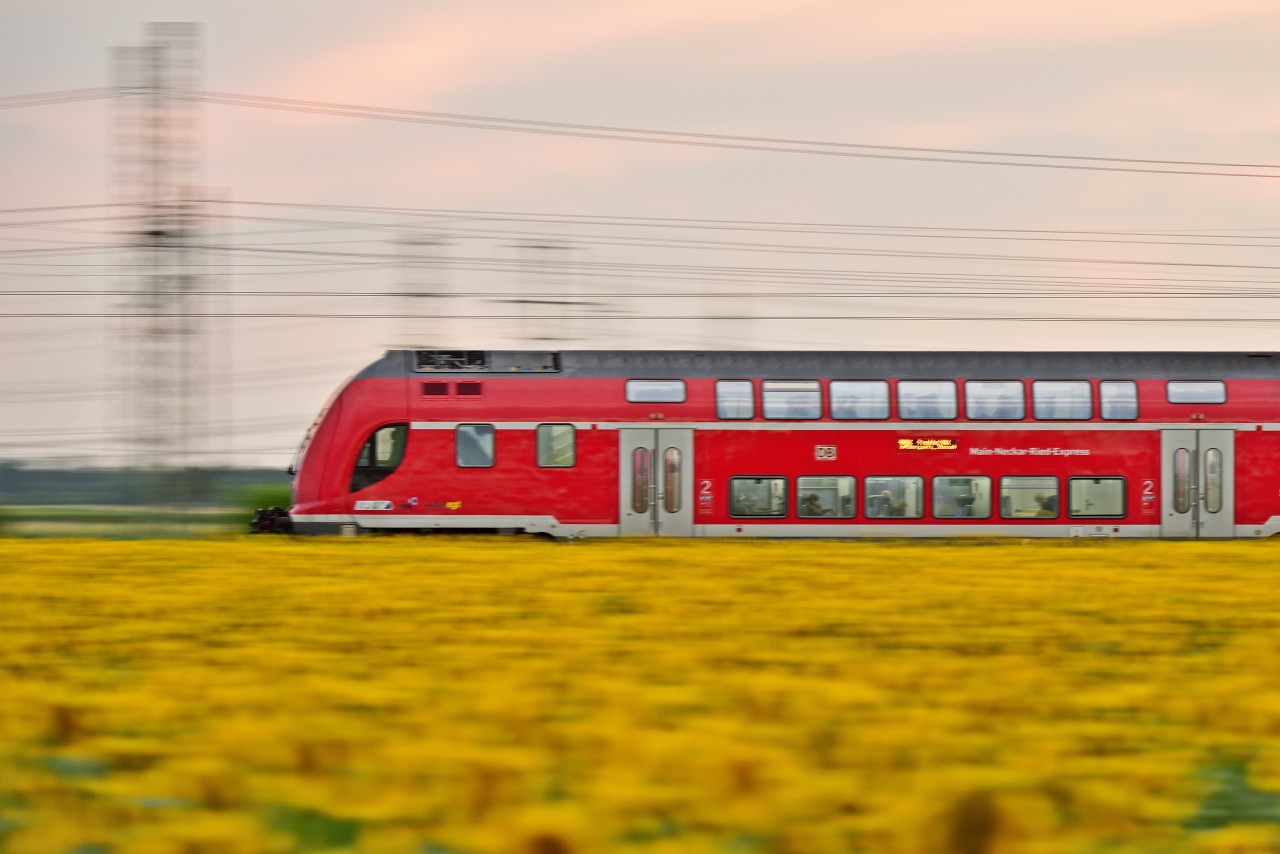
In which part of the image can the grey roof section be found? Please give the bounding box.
[353,349,1280,381]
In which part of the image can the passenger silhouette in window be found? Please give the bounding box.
[870,489,906,517]
[801,493,834,517]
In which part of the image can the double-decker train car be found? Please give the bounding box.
[287,349,1280,539]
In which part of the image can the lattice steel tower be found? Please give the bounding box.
[111,23,208,499]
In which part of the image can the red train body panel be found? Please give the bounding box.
[288,349,1280,539]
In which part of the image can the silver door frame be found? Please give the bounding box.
[1161,429,1234,538]
[619,428,694,536]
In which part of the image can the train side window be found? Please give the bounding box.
[633,449,651,513]
[716,380,755,419]
[626,380,686,403]
[1000,476,1058,518]
[865,476,924,519]
[663,448,683,513]
[456,424,495,468]
[965,381,1024,420]
[762,381,822,419]
[730,477,788,517]
[897,381,957,420]
[1032,381,1092,420]
[932,476,992,518]
[422,381,449,397]
[830,381,889,420]
[1167,381,1226,404]
[1100,381,1138,420]
[536,424,575,467]
[1068,477,1126,518]
[797,475,855,518]
[1204,448,1223,513]
[1172,448,1192,514]
[350,423,408,492]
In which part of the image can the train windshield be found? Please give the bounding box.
[288,377,351,476]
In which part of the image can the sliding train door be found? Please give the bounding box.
[1161,430,1234,538]
[619,428,694,536]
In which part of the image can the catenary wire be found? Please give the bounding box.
[185,90,1280,179]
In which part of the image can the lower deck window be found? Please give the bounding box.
[1001,476,1058,518]
[1068,477,1126,518]
[730,477,788,517]
[865,476,924,518]
[797,476,854,518]
[350,424,408,492]
[536,424,575,467]
[933,476,992,518]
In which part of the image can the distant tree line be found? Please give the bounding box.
[0,464,291,506]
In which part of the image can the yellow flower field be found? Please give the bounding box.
[3,537,1280,853]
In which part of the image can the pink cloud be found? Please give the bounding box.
[255,0,1280,104]
[252,0,834,106]
[698,0,1280,71]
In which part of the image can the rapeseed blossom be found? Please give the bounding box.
[2,537,1280,852]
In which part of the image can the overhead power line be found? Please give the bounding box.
[9,287,1280,300]
[187,89,1280,179]
[214,200,1280,239]
[10,312,1280,324]
[5,84,1280,177]
[0,87,120,109]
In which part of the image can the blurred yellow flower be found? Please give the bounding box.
[3,537,1280,851]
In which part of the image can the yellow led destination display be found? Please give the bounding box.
[898,437,959,451]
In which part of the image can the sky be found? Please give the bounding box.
[3,0,1280,468]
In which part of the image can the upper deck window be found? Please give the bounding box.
[762,381,822,420]
[626,380,686,403]
[965,381,1025,420]
[456,424,495,468]
[416,350,490,371]
[1032,381,1092,420]
[897,381,957,420]
[830,381,889,420]
[1100,381,1138,420]
[1167,381,1226,404]
[716,380,754,419]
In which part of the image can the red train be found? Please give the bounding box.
[286,349,1280,539]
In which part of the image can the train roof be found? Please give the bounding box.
[351,349,1280,381]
